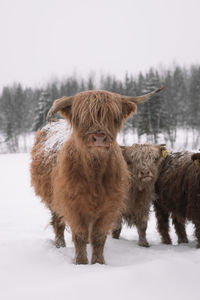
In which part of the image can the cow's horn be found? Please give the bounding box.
[123,86,164,104]
[47,96,73,121]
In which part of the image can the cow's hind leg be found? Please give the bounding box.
[112,216,122,239]
[194,222,200,248]
[172,215,188,244]
[51,212,66,248]
[154,201,172,244]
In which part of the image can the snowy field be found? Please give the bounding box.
[0,153,200,300]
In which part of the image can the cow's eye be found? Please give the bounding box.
[114,118,118,125]
[114,116,121,125]
[97,109,101,120]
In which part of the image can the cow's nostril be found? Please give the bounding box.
[103,137,106,142]
[93,136,97,142]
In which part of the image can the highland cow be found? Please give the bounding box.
[112,144,167,247]
[154,151,200,248]
[31,88,163,264]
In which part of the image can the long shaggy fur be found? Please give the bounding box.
[112,144,166,247]
[154,151,200,247]
[31,90,138,264]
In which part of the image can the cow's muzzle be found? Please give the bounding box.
[138,169,153,183]
[86,129,113,148]
[92,133,108,147]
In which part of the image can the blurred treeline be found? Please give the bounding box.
[0,65,200,152]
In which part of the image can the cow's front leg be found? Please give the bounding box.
[154,201,172,244]
[73,232,89,264]
[71,214,89,264]
[135,220,149,247]
[90,216,110,264]
[172,215,188,244]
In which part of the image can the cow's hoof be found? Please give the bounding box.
[91,255,105,264]
[138,240,150,248]
[74,256,89,265]
[55,238,66,248]
[178,238,188,244]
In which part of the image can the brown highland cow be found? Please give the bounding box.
[31,88,163,264]
[154,151,200,248]
[112,144,167,247]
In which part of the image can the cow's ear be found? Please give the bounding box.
[158,144,168,158]
[47,96,73,123]
[154,144,168,158]
[122,101,137,120]
[120,146,132,165]
[57,103,73,122]
[191,153,200,165]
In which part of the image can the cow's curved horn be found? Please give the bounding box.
[47,96,73,121]
[122,86,164,104]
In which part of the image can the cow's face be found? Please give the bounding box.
[70,91,138,150]
[122,144,167,188]
[47,88,164,151]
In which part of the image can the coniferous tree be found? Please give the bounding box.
[172,66,188,126]
[0,86,20,151]
[188,66,200,128]
[0,65,200,152]
[87,75,95,90]
[32,91,52,131]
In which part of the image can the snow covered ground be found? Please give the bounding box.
[0,153,200,300]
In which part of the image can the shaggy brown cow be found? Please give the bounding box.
[112,144,167,247]
[154,151,200,248]
[31,88,163,264]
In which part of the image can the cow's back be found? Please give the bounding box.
[30,120,71,208]
[155,152,192,218]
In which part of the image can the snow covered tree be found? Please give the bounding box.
[188,66,200,128]
[32,91,52,131]
[87,75,95,90]
[136,69,163,143]
[0,85,23,152]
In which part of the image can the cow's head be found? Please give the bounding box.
[122,144,167,189]
[47,88,164,151]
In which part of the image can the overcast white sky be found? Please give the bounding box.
[0,0,200,90]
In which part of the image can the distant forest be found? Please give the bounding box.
[0,65,200,152]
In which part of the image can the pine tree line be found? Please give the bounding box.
[0,65,200,152]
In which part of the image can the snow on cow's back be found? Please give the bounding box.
[42,119,71,155]
[30,119,72,208]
